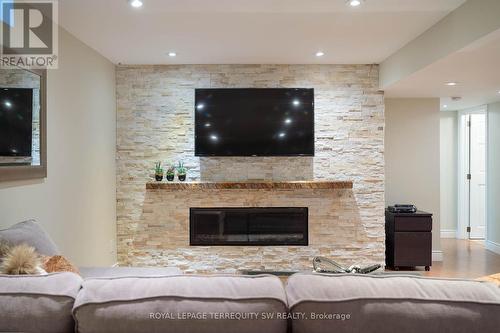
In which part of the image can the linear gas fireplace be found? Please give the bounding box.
[190,207,308,246]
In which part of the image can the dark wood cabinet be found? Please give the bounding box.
[385,210,432,271]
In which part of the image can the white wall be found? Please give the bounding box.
[380,0,500,89]
[487,101,500,253]
[440,111,458,237]
[385,98,441,254]
[0,28,116,266]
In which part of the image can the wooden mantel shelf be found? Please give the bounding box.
[146,180,353,190]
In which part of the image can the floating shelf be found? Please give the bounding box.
[146,180,353,190]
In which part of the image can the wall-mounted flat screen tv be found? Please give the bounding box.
[195,88,314,156]
[0,88,33,157]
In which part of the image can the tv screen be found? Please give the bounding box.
[0,88,33,157]
[195,88,314,156]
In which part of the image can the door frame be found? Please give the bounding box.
[457,106,487,240]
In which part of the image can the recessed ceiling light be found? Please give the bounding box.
[279,132,286,138]
[210,134,218,141]
[293,99,300,106]
[443,105,448,108]
[4,101,12,108]
[349,0,362,7]
[168,52,176,57]
[128,0,143,8]
[445,82,458,86]
[284,118,292,124]
[315,51,325,57]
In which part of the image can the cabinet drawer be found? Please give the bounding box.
[394,216,432,231]
[394,232,432,267]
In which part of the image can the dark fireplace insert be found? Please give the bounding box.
[190,207,308,246]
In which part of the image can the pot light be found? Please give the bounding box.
[196,103,204,110]
[128,0,143,8]
[293,99,300,106]
[279,132,286,138]
[210,134,218,141]
[315,51,325,57]
[168,52,176,57]
[445,82,458,86]
[4,101,12,108]
[349,0,362,7]
[443,105,448,108]
[284,118,292,124]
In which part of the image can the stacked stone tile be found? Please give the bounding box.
[116,64,385,272]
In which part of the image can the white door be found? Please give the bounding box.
[469,113,486,239]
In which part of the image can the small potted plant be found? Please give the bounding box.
[166,164,175,182]
[176,161,187,181]
[154,161,163,181]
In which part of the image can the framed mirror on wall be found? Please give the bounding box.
[0,67,47,181]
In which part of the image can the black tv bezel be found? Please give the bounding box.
[194,88,315,157]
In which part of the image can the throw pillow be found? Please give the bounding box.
[42,255,80,275]
[0,220,60,256]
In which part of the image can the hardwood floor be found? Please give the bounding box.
[421,239,500,279]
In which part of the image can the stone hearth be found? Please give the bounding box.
[122,181,382,273]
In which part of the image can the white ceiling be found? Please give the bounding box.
[59,0,465,65]
[385,29,500,110]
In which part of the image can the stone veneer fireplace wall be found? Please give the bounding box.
[116,65,385,272]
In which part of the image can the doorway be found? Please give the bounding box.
[458,109,487,240]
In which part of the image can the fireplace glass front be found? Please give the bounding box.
[190,207,308,246]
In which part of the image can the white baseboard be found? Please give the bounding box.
[432,250,443,262]
[485,240,500,255]
[440,229,457,239]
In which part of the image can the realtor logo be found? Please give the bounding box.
[0,0,58,68]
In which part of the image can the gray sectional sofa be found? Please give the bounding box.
[2,220,500,333]
[287,273,500,333]
[2,272,500,333]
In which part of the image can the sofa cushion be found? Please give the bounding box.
[0,219,60,256]
[79,266,182,278]
[286,273,500,333]
[73,274,288,333]
[0,272,82,333]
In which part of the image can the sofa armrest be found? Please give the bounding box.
[0,272,82,333]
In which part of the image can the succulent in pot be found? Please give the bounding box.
[166,164,175,181]
[176,161,187,181]
[154,161,163,181]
